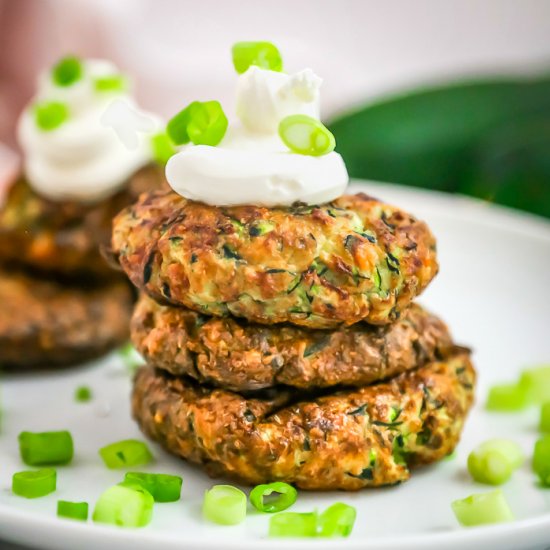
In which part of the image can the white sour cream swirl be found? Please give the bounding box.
[166,66,349,207]
[18,59,158,203]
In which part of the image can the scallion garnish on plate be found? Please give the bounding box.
[124,472,182,503]
[92,482,153,527]
[99,439,153,469]
[451,490,514,526]
[57,500,88,521]
[12,469,57,499]
[75,385,92,403]
[533,435,550,486]
[18,430,74,466]
[202,485,247,525]
[250,481,297,513]
[467,439,524,485]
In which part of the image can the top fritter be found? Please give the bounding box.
[112,190,437,328]
[112,42,438,328]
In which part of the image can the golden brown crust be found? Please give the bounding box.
[132,295,453,391]
[0,164,166,279]
[132,350,475,490]
[113,191,438,328]
[0,269,133,368]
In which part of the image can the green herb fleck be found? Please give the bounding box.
[348,468,373,481]
[392,434,408,466]
[303,335,331,357]
[222,244,242,260]
[34,101,69,131]
[389,406,402,422]
[150,131,176,165]
[372,419,403,429]
[52,55,82,87]
[347,404,368,416]
[75,386,92,403]
[354,230,376,244]
[249,220,274,237]
[94,74,127,92]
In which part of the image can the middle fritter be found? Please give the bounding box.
[112,190,438,329]
[132,295,452,391]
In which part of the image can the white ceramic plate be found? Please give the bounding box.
[1,182,549,550]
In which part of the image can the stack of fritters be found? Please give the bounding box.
[0,165,164,369]
[113,190,476,491]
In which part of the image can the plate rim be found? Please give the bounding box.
[1,180,549,549]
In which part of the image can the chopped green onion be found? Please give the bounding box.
[92,482,153,528]
[51,55,82,87]
[486,383,528,411]
[539,402,550,433]
[166,104,193,145]
[94,74,128,92]
[533,435,550,486]
[203,485,247,525]
[186,101,227,145]
[12,469,56,499]
[57,500,88,521]
[75,385,92,403]
[231,42,283,74]
[124,472,182,502]
[451,490,514,526]
[150,131,176,165]
[18,431,74,466]
[519,366,550,404]
[34,101,68,131]
[99,439,153,469]
[279,114,336,157]
[318,502,356,538]
[467,439,523,485]
[167,101,228,147]
[250,482,297,513]
[269,511,318,538]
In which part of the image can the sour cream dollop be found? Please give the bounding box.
[18,59,159,203]
[166,66,349,207]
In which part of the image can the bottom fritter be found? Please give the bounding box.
[132,348,475,491]
[0,269,133,369]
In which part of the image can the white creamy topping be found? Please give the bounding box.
[236,67,322,134]
[18,59,159,203]
[166,65,349,207]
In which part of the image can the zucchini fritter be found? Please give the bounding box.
[112,191,438,328]
[0,164,165,278]
[0,269,133,368]
[132,295,452,391]
[132,349,475,490]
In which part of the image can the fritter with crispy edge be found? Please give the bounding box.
[112,191,438,328]
[0,269,133,368]
[132,295,452,391]
[0,164,165,278]
[132,349,474,490]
